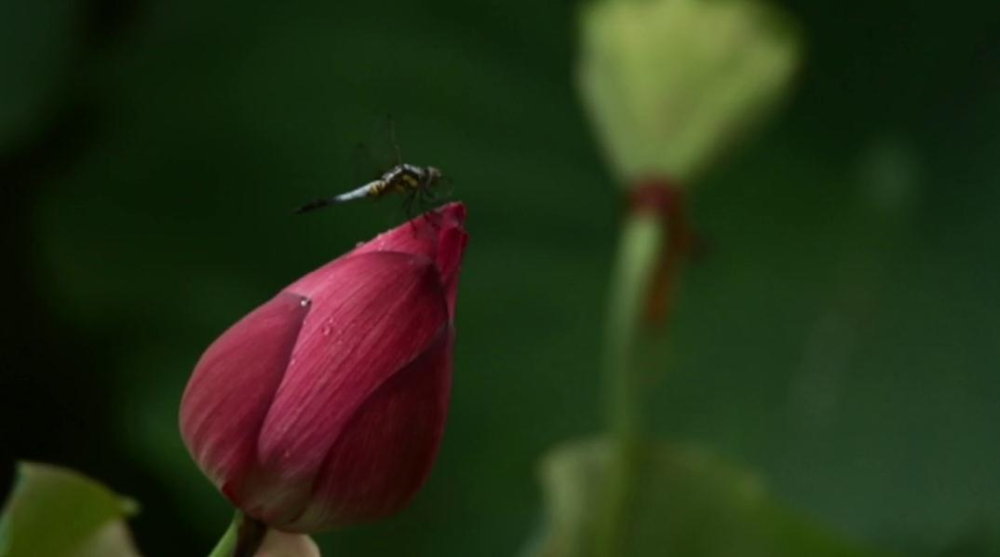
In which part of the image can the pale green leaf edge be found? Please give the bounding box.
[0,461,139,557]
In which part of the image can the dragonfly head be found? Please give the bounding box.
[426,166,443,187]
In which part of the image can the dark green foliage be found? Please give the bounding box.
[1,0,999,555]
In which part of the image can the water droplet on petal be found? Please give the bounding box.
[299,297,311,307]
[321,326,331,336]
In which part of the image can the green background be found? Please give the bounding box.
[2,0,998,555]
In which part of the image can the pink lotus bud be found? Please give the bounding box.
[180,203,468,532]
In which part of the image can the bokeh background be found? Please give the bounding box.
[2,0,999,555]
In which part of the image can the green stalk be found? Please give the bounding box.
[604,214,663,441]
[595,212,665,557]
[207,512,241,557]
[207,510,269,557]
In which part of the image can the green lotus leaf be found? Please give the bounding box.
[0,462,140,557]
[523,438,892,557]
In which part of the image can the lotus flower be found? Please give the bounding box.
[180,203,468,532]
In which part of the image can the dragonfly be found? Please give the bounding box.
[294,118,448,217]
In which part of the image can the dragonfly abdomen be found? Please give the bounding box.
[334,180,382,202]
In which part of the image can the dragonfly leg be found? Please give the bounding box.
[406,190,417,215]
[440,175,455,198]
[403,191,423,233]
[421,186,438,202]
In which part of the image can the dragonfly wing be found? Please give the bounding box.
[369,115,404,170]
[350,142,385,185]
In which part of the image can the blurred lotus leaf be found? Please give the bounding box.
[578,0,802,185]
[0,462,140,557]
[522,439,890,557]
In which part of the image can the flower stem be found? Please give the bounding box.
[207,512,241,557]
[207,511,268,557]
[604,214,663,442]
[595,212,664,557]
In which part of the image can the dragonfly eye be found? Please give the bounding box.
[427,166,443,185]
